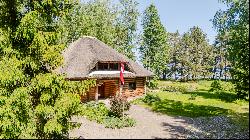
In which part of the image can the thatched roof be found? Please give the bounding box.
[56,36,154,79]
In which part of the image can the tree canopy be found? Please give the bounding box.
[213,0,249,99]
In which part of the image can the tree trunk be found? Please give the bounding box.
[219,66,223,80]
[174,58,177,81]
[162,70,166,80]
[214,67,217,79]
[224,59,227,81]
[175,71,177,81]
[213,56,217,80]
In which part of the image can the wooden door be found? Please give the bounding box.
[98,84,105,98]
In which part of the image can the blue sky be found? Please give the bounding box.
[136,0,227,44]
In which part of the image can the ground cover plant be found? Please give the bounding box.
[79,96,136,129]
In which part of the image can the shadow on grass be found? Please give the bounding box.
[152,99,229,117]
[229,112,249,130]
[184,91,238,102]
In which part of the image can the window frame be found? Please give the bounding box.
[128,82,136,90]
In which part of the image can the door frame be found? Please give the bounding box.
[98,84,105,99]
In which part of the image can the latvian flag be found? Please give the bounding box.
[120,62,125,85]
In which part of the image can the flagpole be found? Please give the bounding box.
[120,62,125,120]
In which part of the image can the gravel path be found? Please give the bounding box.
[69,105,193,139]
[69,105,249,139]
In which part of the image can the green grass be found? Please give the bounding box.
[133,80,249,129]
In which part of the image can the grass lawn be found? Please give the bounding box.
[132,80,249,129]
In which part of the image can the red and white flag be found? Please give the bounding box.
[120,62,125,85]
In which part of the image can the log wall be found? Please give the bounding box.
[121,77,145,98]
[80,77,146,102]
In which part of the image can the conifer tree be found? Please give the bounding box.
[140,4,169,78]
[0,1,96,138]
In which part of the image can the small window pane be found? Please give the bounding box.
[125,64,130,71]
[109,63,119,70]
[98,63,108,70]
[114,63,118,70]
[129,82,136,90]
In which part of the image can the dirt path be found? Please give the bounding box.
[69,105,194,139]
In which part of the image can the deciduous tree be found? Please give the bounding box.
[213,0,249,99]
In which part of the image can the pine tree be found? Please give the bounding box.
[188,26,211,80]
[214,33,231,80]
[0,1,96,138]
[168,31,182,80]
[171,27,213,81]
[140,4,169,78]
[179,32,192,81]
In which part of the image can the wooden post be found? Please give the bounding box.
[119,78,125,120]
[120,82,124,120]
[119,78,123,96]
[120,85,123,95]
[95,85,98,101]
[145,77,147,95]
[122,96,124,120]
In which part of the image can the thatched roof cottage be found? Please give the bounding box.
[57,36,153,101]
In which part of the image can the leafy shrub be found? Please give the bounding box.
[104,116,136,129]
[79,100,136,129]
[160,83,195,93]
[221,82,235,92]
[80,102,109,123]
[147,78,159,89]
[109,95,131,118]
[233,99,248,106]
[188,93,198,100]
[209,80,223,93]
[130,98,144,105]
[142,94,161,105]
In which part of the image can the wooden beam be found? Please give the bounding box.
[95,86,98,101]
[144,77,147,95]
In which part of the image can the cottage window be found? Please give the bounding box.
[129,82,136,90]
[125,64,130,71]
[109,63,118,70]
[98,63,108,70]
[97,62,130,71]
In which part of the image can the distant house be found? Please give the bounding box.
[57,36,153,102]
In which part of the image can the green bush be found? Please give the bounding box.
[109,95,131,118]
[160,83,195,93]
[80,100,136,129]
[104,116,136,129]
[130,98,144,105]
[142,94,161,105]
[147,78,159,89]
[188,93,198,100]
[221,82,235,92]
[80,102,109,123]
[209,80,223,93]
